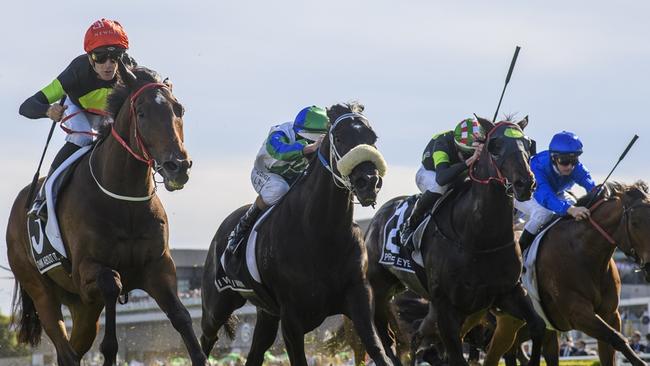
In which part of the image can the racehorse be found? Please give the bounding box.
[7,62,205,366]
[484,181,650,366]
[200,102,392,366]
[365,118,547,366]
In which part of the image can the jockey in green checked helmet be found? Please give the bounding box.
[400,118,485,247]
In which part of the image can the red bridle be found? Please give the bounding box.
[468,121,519,185]
[110,82,168,167]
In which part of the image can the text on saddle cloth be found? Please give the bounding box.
[28,145,92,274]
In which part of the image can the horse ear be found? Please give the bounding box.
[118,58,137,88]
[474,115,495,134]
[163,77,173,91]
[517,115,529,130]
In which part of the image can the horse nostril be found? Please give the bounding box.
[163,161,179,172]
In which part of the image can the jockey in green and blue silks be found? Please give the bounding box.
[225,106,330,254]
[514,131,596,251]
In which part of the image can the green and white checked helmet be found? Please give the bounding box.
[454,118,484,152]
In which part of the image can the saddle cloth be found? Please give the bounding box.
[27,145,91,273]
[521,217,562,330]
[215,206,279,315]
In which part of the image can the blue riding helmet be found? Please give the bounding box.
[293,106,329,142]
[549,131,583,156]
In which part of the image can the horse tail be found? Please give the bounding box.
[12,283,42,347]
[223,314,237,340]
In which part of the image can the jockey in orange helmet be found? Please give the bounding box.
[20,19,136,220]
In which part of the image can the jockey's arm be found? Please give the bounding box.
[434,161,468,186]
[20,77,67,121]
[266,131,308,162]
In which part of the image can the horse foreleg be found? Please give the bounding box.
[573,305,644,366]
[433,300,467,366]
[279,311,308,366]
[344,284,394,366]
[483,312,525,366]
[494,284,545,366]
[143,257,208,366]
[541,330,559,366]
[96,268,122,366]
[596,310,622,366]
[245,310,280,366]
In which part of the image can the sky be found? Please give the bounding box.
[1,0,649,313]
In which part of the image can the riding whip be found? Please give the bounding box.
[25,96,67,208]
[492,46,521,123]
[586,134,639,207]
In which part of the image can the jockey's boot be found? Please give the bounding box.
[27,142,81,221]
[400,191,442,249]
[225,204,263,256]
[518,229,536,253]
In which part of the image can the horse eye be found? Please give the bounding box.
[137,112,145,118]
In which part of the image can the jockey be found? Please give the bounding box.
[400,118,485,247]
[20,18,135,220]
[224,106,330,255]
[514,131,596,252]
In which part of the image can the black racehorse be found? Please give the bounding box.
[365,118,547,366]
[201,102,394,366]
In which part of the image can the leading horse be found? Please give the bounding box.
[484,181,650,366]
[200,102,393,366]
[365,118,546,366]
[6,63,206,366]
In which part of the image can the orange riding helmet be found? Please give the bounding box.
[83,18,129,53]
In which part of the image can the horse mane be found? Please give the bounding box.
[575,180,649,207]
[106,66,163,119]
[95,67,163,139]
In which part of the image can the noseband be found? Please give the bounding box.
[468,122,528,187]
[317,112,371,191]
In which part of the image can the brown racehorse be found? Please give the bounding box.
[6,63,206,366]
[484,181,650,366]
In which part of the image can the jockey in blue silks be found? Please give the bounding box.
[514,131,596,251]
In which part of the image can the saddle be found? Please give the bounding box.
[27,145,91,273]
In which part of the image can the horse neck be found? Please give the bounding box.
[457,156,514,246]
[93,103,154,197]
[573,199,624,268]
[293,149,354,236]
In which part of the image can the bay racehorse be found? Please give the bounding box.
[484,181,650,366]
[7,62,206,366]
[200,102,393,366]
[365,118,546,366]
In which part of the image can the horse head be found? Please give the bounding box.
[475,116,535,201]
[109,61,191,191]
[607,181,650,281]
[321,102,387,207]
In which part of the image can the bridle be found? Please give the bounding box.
[468,122,531,189]
[89,82,171,201]
[317,112,373,191]
[586,196,647,268]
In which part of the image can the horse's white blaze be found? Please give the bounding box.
[337,144,387,177]
[155,92,165,105]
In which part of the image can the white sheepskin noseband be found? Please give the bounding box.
[336,144,387,177]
